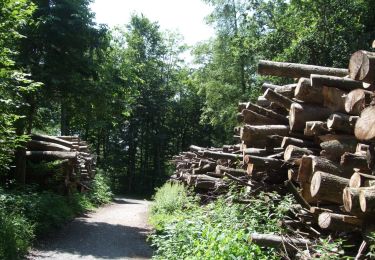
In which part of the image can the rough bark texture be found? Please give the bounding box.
[311,74,367,91]
[343,187,362,214]
[258,60,348,78]
[240,125,290,144]
[263,88,293,110]
[318,212,362,231]
[289,103,331,132]
[327,113,357,134]
[310,171,349,204]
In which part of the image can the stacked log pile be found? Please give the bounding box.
[26,134,96,193]
[171,50,375,254]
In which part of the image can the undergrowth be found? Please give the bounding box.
[0,169,112,259]
[149,182,293,259]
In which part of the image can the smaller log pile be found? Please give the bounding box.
[172,50,375,254]
[26,134,96,193]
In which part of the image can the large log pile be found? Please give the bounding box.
[171,50,375,255]
[25,134,96,193]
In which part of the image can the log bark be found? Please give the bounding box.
[349,50,375,84]
[199,150,243,161]
[344,89,373,115]
[250,233,312,251]
[304,121,328,136]
[263,89,293,110]
[240,125,289,144]
[283,145,317,163]
[31,134,74,148]
[215,165,246,177]
[311,74,367,91]
[258,60,348,78]
[356,143,369,155]
[359,188,375,213]
[343,187,362,214]
[318,212,362,231]
[239,109,281,125]
[355,106,375,141]
[192,163,216,175]
[319,135,357,162]
[327,113,357,134]
[26,151,78,161]
[289,103,331,132]
[322,86,347,113]
[243,147,283,156]
[247,102,288,124]
[340,153,369,172]
[349,172,375,188]
[285,180,311,209]
[281,137,317,149]
[256,96,271,107]
[310,171,349,204]
[244,155,285,174]
[294,78,323,103]
[189,145,204,152]
[262,83,296,98]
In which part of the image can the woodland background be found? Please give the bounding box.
[1,0,375,195]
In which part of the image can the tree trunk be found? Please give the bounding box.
[289,103,331,132]
[349,50,375,84]
[246,103,288,124]
[263,89,293,110]
[239,109,281,125]
[355,106,375,141]
[344,89,373,115]
[359,188,375,213]
[26,151,78,160]
[258,60,348,78]
[27,140,72,152]
[283,145,317,163]
[318,212,362,231]
[349,172,375,188]
[215,165,247,177]
[340,153,369,172]
[310,171,349,204]
[304,121,328,136]
[319,135,357,162]
[240,125,289,144]
[327,113,357,134]
[250,233,312,251]
[343,187,362,214]
[244,155,285,174]
[281,137,317,149]
[311,74,367,91]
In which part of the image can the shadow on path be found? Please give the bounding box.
[28,197,153,260]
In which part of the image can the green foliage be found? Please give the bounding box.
[0,211,34,260]
[0,171,113,259]
[88,169,113,205]
[150,188,294,259]
[150,182,198,230]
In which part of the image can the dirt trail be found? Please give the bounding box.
[28,197,153,260]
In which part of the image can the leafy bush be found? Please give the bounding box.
[88,169,113,205]
[149,188,294,259]
[150,182,197,230]
[0,210,34,259]
[0,169,113,259]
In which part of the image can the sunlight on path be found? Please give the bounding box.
[28,198,153,260]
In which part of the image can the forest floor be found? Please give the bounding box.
[27,197,153,260]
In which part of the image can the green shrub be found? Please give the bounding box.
[88,169,113,205]
[150,182,197,230]
[149,190,293,259]
[0,210,34,259]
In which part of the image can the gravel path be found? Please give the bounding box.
[28,197,153,260]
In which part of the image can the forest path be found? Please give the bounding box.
[28,197,153,260]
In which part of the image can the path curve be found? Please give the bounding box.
[28,197,153,260]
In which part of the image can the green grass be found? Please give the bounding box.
[149,182,295,259]
[0,169,113,259]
